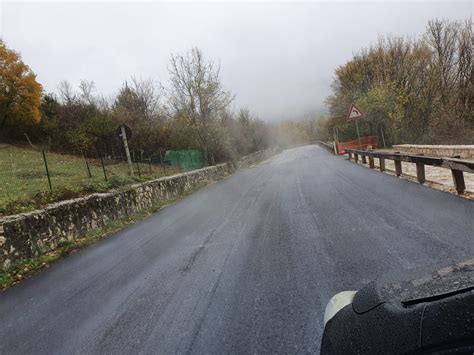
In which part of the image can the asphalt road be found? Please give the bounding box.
[1,145,473,354]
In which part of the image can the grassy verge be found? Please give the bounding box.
[0,144,181,216]
[0,181,209,290]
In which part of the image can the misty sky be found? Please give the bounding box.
[1,1,472,121]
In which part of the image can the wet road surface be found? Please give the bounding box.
[1,145,472,353]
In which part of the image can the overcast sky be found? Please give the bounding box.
[1,1,472,121]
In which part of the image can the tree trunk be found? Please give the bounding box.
[0,114,9,141]
[0,114,8,131]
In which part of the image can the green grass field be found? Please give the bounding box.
[0,145,180,216]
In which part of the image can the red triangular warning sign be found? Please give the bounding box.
[346,102,364,122]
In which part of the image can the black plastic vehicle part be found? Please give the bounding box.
[321,284,474,354]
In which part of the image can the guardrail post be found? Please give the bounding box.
[344,149,473,196]
[451,170,465,194]
[394,160,402,177]
[368,156,375,168]
[379,158,385,172]
[416,163,425,184]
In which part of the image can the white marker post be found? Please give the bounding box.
[120,125,134,176]
[333,127,339,155]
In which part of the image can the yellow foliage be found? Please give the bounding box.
[0,39,43,130]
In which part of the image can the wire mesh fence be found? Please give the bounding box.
[0,144,202,216]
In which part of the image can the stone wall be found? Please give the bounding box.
[393,144,474,159]
[0,148,278,270]
[233,148,278,168]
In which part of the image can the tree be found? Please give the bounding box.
[78,80,97,106]
[167,47,233,164]
[319,19,473,145]
[58,80,75,104]
[0,39,42,137]
[41,80,114,154]
[113,78,163,123]
[113,78,165,153]
[0,43,273,161]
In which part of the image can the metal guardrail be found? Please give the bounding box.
[345,148,474,195]
[317,141,336,153]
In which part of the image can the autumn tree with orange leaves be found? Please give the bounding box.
[0,39,42,139]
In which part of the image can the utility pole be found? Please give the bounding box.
[380,126,386,148]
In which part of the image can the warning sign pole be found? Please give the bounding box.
[354,119,362,149]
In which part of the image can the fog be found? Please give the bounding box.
[1,1,471,121]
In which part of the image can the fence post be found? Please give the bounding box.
[42,150,52,192]
[100,156,108,181]
[86,159,92,178]
[136,160,141,178]
[451,170,465,194]
[83,154,92,178]
[354,153,359,163]
[24,133,35,148]
[361,154,367,164]
[348,152,352,161]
